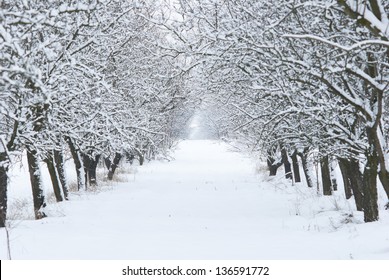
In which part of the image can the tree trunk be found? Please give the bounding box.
[54,149,68,200]
[44,153,63,202]
[297,149,314,188]
[267,158,281,176]
[362,152,379,222]
[83,154,101,187]
[125,152,135,164]
[348,159,364,211]
[291,150,301,183]
[281,148,293,180]
[378,170,389,198]
[321,155,332,196]
[338,158,353,200]
[104,157,111,169]
[0,153,8,228]
[362,126,380,222]
[135,149,144,166]
[27,150,46,220]
[83,155,91,189]
[267,158,282,176]
[66,137,85,191]
[374,129,389,200]
[338,157,365,211]
[330,161,338,191]
[108,153,122,180]
[267,148,282,176]
[370,127,389,199]
[89,154,100,186]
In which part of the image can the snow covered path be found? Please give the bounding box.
[2,140,389,259]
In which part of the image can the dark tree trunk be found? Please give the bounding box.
[0,153,8,228]
[268,165,278,176]
[135,149,144,166]
[366,51,389,200]
[362,152,379,222]
[362,126,380,222]
[320,155,332,196]
[378,170,389,199]
[83,154,101,187]
[375,129,389,200]
[267,159,282,176]
[338,158,353,200]
[89,154,100,186]
[338,157,365,211]
[281,148,293,180]
[27,150,46,220]
[125,152,135,164]
[348,159,364,211]
[104,157,111,170]
[66,137,85,191]
[267,148,282,176]
[44,153,63,202]
[83,155,90,188]
[108,153,122,180]
[291,151,301,183]
[297,148,314,188]
[362,53,382,221]
[54,150,68,200]
[139,154,144,166]
[330,162,338,191]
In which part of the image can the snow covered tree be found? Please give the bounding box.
[0,0,195,226]
[172,0,389,222]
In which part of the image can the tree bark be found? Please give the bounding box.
[83,154,101,187]
[267,159,282,176]
[267,148,282,176]
[321,155,332,196]
[338,158,353,200]
[338,158,365,211]
[348,159,364,211]
[267,158,282,176]
[369,121,389,200]
[291,150,301,183]
[44,153,63,202]
[0,153,8,228]
[330,161,338,191]
[363,152,379,222]
[362,127,380,222]
[135,149,144,166]
[104,157,111,170]
[27,150,46,220]
[89,154,100,186]
[378,169,389,199]
[281,147,293,180]
[374,128,389,200]
[54,149,68,200]
[125,152,135,164]
[297,149,314,188]
[66,137,85,191]
[108,153,122,180]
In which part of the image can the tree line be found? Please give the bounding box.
[0,0,195,227]
[167,0,389,222]
[1,0,388,227]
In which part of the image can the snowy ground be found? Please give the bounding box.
[1,140,389,259]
